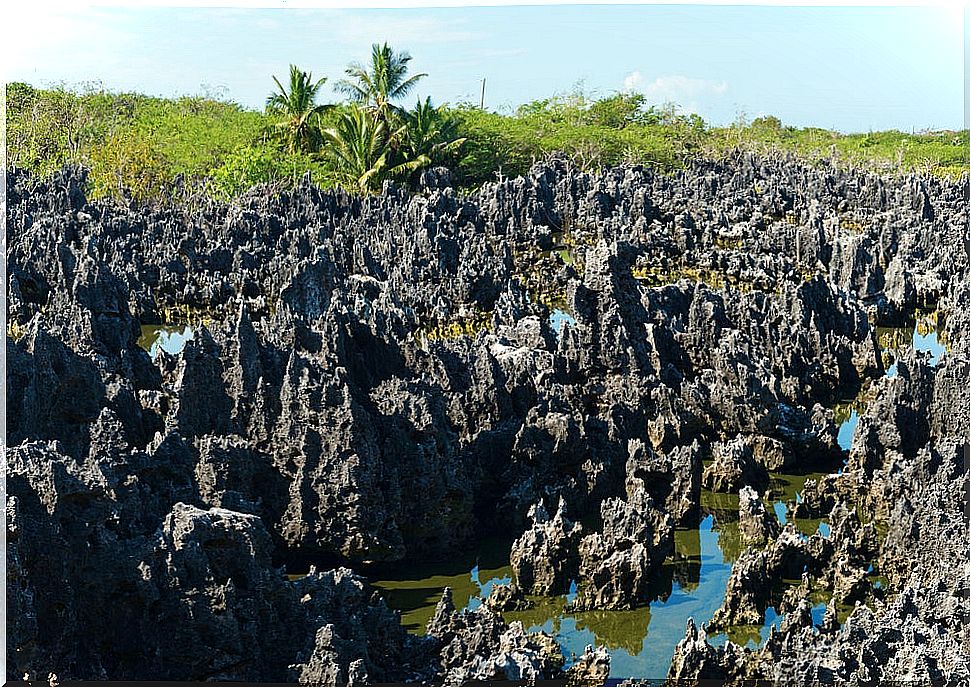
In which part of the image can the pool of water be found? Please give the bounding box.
[908,319,946,367]
[137,324,194,360]
[837,410,859,451]
[357,312,947,678]
[369,476,832,679]
[369,537,515,634]
[550,308,577,336]
[372,514,729,678]
[291,312,932,677]
[504,515,734,677]
[767,470,831,538]
[837,311,947,449]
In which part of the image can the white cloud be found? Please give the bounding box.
[623,70,643,92]
[623,73,729,116]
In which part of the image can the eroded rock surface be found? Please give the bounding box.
[510,498,582,596]
[7,154,968,682]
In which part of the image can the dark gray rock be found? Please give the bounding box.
[6,152,968,681]
[425,588,564,684]
[510,498,583,596]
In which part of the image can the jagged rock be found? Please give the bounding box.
[737,486,781,547]
[626,438,701,526]
[484,583,532,612]
[288,567,432,684]
[668,618,748,681]
[510,498,583,596]
[566,645,610,685]
[573,480,673,610]
[6,153,968,681]
[702,436,770,493]
[708,524,811,630]
[425,588,564,684]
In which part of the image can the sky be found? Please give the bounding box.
[2,2,966,132]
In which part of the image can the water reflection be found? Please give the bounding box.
[137,324,194,360]
[507,599,651,662]
[669,527,701,593]
[837,409,859,451]
[607,514,733,678]
[503,514,735,677]
[372,511,739,679]
[838,311,947,449]
[365,302,945,678]
[911,317,946,367]
[550,308,577,335]
[717,606,783,649]
[767,471,830,537]
[878,310,947,376]
[362,306,922,677]
[368,535,513,633]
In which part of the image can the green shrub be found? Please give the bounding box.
[87,128,171,203]
[448,93,708,186]
[209,145,282,199]
[586,92,654,129]
[7,79,968,202]
[708,121,969,179]
[6,83,116,176]
[449,105,540,185]
[6,82,271,192]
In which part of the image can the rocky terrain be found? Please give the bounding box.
[6,153,969,683]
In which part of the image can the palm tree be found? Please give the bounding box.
[403,97,467,167]
[266,65,331,153]
[336,43,427,125]
[320,105,429,194]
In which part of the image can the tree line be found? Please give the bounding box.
[6,45,967,204]
[265,43,465,193]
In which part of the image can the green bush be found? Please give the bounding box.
[127,95,267,178]
[6,83,115,176]
[209,145,276,199]
[86,128,170,203]
[6,82,271,196]
[586,92,654,129]
[449,105,541,184]
[708,121,969,179]
[7,79,968,203]
[448,92,708,187]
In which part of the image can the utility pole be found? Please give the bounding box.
[480,78,486,110]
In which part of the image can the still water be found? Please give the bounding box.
[371,474,832,679]
[369,315,935,678]
[135,304,914,676]
[137,324,194,360]
[368,310,927,678]
[550,309,577,335]
[837,311,947,450]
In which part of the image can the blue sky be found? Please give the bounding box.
[3,3,966,132]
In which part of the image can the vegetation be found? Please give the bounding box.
[320,105,427,193]
[711,115,970,179]
[265,64,332,154]
[402,98,466,168]
[6,47,968,203]
[449,93,707,185]
[6,81,277,202]
[337,42,427,126]
[322,43,437,192]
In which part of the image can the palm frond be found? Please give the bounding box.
[389,72,427,101]
[266,65,331,153]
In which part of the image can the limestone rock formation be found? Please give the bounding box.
[7,152,968,681]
